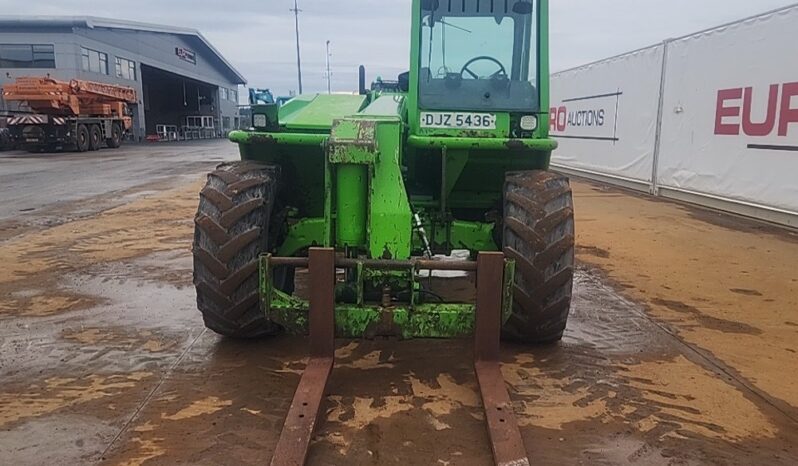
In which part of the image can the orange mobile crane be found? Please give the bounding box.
[2,76,137,152]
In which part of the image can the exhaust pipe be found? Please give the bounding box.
[358,65,367,95]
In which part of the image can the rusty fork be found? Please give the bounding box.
[475,252,530,466]
[270,248,335,466]
[269,248,530,466]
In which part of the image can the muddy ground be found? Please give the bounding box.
[0,141,796,465]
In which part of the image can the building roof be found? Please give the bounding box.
[0,15,246,84]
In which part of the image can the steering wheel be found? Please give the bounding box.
[460,56,508,80]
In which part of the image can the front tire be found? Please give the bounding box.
[501,171,575,343]
[193,162,281,338]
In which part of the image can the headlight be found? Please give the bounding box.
[253,114,267,128]
[519,115,538,131]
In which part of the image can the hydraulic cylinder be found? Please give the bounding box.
[335,164,368,247]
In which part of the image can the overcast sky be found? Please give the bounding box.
[3,0,796,98]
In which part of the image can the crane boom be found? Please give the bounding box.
[69,79,137,103]
[2,76,137,117]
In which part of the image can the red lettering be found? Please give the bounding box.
[550,107,557,132]
[715,88,742,135]
[742,85,778,137]
[778,81,798,137]
[557,106,567,132]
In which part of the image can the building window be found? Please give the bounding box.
[81,47,108,75]
[220,87,229,101]
[115,57,136,81]
[0,44,55,68]
[230,89,238,102]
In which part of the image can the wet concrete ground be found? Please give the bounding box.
[0,141,233,240]
[1,141,796,465]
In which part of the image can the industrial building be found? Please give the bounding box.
[0,16,246,141]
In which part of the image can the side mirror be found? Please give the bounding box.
[512,1,533,14]
[398,72,410,92]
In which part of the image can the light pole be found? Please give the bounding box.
[291,0,303,95]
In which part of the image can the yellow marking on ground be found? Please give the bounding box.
[426,413,452,431]
[274,358,307,376]
[0,372,152,427]
[409,373,481,418]
[573,180,798,409]
[141,339,174,353]
[1,294,96,317]
[133,421,157,432]
[114,437,166,466]
[321,431,350,456]
[65,328,106,345]
[324,372,482,440]
[63,327,175,353]
[0,180,203,316]
[622,356,777,441]
[503,355,610,430]
[326,395,413,430]
[335,341,359,359]
[336,350,395,370]
[161,396,232,421]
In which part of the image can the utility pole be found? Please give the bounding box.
[291,0,303,95]
[325,40,332,94]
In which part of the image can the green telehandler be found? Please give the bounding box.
[193,0,573,463]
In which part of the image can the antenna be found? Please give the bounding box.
[291,0,303,94]
[325,40,332,94]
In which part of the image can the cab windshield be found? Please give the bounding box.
[419,0,538,112]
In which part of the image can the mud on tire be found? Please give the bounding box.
[501,170,575,343]
[193,161,281,338]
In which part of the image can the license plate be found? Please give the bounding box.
[26,138,39,143]
[421,112,496,130]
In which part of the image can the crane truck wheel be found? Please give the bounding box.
[193,161,288,338]
[76,124,90,152]
[88,125,102,151]
[501,170,575,343]
[107,123,122,148]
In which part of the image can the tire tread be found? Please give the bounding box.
[502,170,575,343]
[193,161,280,338]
